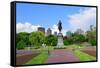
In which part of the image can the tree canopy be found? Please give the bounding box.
[29,31,45,47]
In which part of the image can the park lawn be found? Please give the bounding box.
[48,46,54,50]
[66,44,86,49]
[25,51,48,65]
[74,50,96,61]
[41,46,54,50]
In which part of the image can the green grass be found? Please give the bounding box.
[48,46,54,50]
[74,50,96,61]
[25,51,48,65]
[66,44,86,49]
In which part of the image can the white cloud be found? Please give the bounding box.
[17,22,41,33]
[51,24,59,34]
[68,8,96,32]
[51,24,67,36]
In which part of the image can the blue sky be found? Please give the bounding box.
[16,3,96,35]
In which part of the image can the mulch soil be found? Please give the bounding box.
[16,50,40,65]
[80,47,96,57]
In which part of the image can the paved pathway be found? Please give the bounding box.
[45,49,80,63]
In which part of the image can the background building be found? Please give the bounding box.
[75,29,84,34]
[54,31,57,36]
[38,27,45,34]
[66,31,72,38]
[46,28,52,36]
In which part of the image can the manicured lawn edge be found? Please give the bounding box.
[25,51,48,65]
[74,50,96,61]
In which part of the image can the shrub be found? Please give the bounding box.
[64,39,73,45]
[45,35,57,46]
[16,40,25,50]
[89,39,96,46]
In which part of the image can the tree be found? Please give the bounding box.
[89,39,96,46]
[72,33,86,43]
[29,31,45,47]
[64,38,73,45]
[86,25,96,46]
[45,35,57,46]
[16,32,30,47]
[16,40,25,50]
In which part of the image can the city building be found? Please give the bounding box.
[75,29,84,34]
[46,28,52,36]
[66,31,72,38]
[54,31,57,36]
[38,27,45,34]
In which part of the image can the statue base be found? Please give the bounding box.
[55,33,64,48]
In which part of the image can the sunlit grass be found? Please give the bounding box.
[74,50,96,61]
[25,51,48,64]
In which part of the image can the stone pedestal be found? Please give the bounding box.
[56,33,64,48]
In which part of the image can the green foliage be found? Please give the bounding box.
[64,33,86,45]
[89,39,96,46]
[16,40,25,49]
[86,25,96,45]
[78,34,86,42]
[16,25,96,49]
[16,32,30,46]
[29,31,45,47]
[64,40,69,45]
[72,33,86,43]
[45,35,57,46]
[64,38,73,45]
